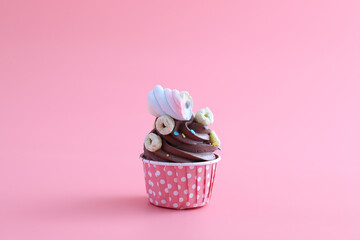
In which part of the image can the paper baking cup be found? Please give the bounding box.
[140,156,221,209]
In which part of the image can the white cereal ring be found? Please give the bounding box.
[144,133,162,152]
[155,115,175,135]
[195,107,214,126]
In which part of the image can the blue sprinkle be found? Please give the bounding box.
[174,131,179,136]
[204,126,208,129]
[190,129,195,134]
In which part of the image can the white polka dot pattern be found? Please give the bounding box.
[142,161,218,209]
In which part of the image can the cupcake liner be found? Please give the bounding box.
[140,156,221,209]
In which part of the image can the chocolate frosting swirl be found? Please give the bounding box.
[143,116,219,163]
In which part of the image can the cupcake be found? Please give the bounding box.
[140,85,221,209]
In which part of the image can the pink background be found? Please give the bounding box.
[1,0,360,239]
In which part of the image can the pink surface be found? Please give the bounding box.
[1,0,360,239]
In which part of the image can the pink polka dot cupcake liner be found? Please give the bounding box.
[140,156,221,209]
